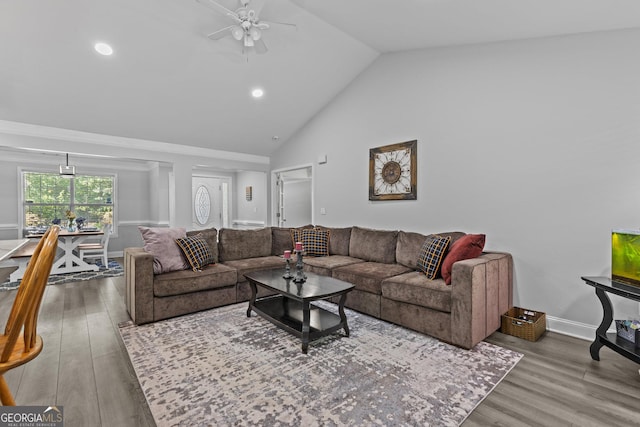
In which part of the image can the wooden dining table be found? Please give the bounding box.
[26,229,104,275]
[0,239,29,282]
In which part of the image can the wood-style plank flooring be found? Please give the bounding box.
[1,274,639,426]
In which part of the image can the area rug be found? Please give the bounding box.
[0,259,123,291]
[119,302,522,427]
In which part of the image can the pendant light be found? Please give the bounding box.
[59,153,76,178]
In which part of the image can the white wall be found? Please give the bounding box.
[271,28,640,338]
[235,171,268,227]
[283,180,312,228]
[0,149,152,253]
[0,126,271,253]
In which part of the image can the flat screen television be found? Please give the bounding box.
[612,229,640,288]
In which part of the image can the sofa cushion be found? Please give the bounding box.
[187,228,218,262]
[223,256,285,283]
[138,226,188,274]
[175,234,215,271]
[316,226,352,256]
[396,231,466,270]
[349,226,398,264]
[381,272,452,313]
[396,231,428,269]
[303,255,364,276]
[153,263,237,297]
[218,227,272,262]
[417,235,451,279]
[332,262,412,295]
[272,227,294,256]
[441,234,486,285]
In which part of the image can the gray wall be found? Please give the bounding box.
[0,150,152,253]
[283,180,312,228]
[235,171,268,226]
[271,28,640,338]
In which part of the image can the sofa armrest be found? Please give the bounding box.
[449,252,513,348]
[125,247,155,325]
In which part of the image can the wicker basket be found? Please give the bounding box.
[501,307,546,342]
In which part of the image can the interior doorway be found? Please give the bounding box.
[273,165,313,228]
[192,176,230,230]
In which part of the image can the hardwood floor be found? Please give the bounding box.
[1,274,639,426]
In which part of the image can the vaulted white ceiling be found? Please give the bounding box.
[2,0,640,157]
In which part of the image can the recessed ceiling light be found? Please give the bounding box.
[94,42,114,56]
[251,88,264,98]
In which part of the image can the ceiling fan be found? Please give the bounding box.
[197,0,296,54]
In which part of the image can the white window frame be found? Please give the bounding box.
[18,167,118,237]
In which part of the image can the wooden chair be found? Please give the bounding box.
[78,223,111,267]
[0,225,60,406]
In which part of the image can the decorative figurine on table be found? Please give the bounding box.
[283,250,293,279]
[75,217,86,230]
[293,241,307,284]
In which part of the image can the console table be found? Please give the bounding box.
[582,276,640,365]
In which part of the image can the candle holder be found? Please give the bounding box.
[283,258,293,279]
[292,249,306,284]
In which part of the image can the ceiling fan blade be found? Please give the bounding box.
[261,20,297,30]
[207,25,235,40]
[254,38,268,54]
[196,0,241,23]
[248,0,265,18]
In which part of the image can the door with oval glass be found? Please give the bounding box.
[192,176,229,230]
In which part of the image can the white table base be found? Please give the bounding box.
[50,235,100,275]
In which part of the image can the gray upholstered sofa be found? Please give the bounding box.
[124,225,512,349]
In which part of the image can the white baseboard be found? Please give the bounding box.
[118,220,169,227]
[546,315,616,341]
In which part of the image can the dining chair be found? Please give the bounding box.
[78,223,112,267]
[0,225,59,406]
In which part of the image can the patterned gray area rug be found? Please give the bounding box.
[0,259,123,291]
[119,302,522,427]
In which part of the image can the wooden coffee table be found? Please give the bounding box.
[244,269,355,354]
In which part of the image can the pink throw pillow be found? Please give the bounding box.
[138,226,188,274]
[441,234,486,285]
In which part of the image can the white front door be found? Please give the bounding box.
[192,176,228,230]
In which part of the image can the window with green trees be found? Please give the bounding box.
[22,171,115,233]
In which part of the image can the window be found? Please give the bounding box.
[22,171,115,235]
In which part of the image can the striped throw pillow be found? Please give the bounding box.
[416,235,451,279]
[175,234,215,271]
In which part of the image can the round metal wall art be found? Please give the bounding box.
[194,185,211,225]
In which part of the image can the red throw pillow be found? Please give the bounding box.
[441,234,486,285]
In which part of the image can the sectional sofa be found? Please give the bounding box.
[124,225,512,349]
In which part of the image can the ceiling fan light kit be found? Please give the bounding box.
[198,0,295,55]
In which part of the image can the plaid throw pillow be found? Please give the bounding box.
[291,228,304,248]
[301,228,330,257]
[417,235,451,279]
[290,228,330,257]
[175,234,215,271]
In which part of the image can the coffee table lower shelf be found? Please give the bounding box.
[250,296,348,353]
